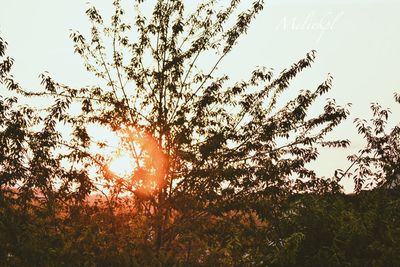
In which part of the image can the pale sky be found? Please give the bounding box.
[1,0,400,192]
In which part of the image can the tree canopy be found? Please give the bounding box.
[0,0,399,266]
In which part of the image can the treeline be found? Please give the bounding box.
[1,190,400,266]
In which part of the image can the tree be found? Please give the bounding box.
[1,0,350,264]
[342,93,400,192]
[0,37,94,265]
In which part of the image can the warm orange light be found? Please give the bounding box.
[90,125,167,193]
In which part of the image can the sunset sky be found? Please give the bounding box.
[1,0,399,192]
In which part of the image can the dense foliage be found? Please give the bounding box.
[276,190,400,267]
[0,0,399,266]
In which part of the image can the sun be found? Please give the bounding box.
[89,125,167,192]
[108,149,135,177]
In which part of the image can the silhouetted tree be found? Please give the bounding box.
[1,0,351,264]
[0,37,93,265]
[342,93,400,192]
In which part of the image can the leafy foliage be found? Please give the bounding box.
[3,0,399,266]
[275,191,400,267]
[39,0,350,260]
[1,35,94,267]
[342,94,400,192]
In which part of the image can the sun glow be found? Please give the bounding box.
[89,125,167,193]
[108,149,135,177]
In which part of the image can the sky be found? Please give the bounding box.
[1,0,400,192]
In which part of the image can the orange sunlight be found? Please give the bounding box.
[89,125,167,193]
